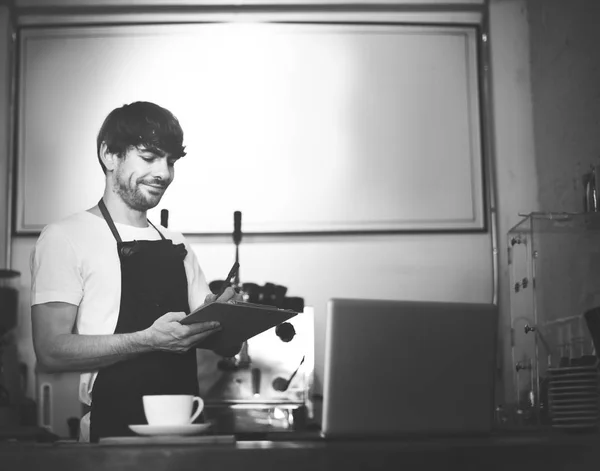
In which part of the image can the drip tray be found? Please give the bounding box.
[204,402,308,435]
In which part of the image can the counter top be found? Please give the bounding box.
[1,431,600,471]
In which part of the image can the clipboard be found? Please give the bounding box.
[180,301,299,350]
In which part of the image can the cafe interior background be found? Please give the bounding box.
[0,0,599,438]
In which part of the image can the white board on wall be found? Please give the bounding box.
[17,22,484,234]
[15,0,487,8]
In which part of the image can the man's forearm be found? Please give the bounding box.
[39,331,154,373]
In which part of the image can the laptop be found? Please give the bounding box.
[321,298,498,439]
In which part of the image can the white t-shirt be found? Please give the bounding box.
[29,210,213,408]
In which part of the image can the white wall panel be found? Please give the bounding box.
[15,0,485,7]
[17,22,485,234]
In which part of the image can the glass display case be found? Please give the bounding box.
[507,212,600,430]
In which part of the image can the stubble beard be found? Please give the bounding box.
[114,169,165,212]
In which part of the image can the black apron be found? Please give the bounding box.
[89,199,198,442]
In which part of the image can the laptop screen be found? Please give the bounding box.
[321,298,498,438]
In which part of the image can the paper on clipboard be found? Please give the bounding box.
[180,301,299,350]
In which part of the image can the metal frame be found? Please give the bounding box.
[3,6,17,269]
[478,8,498,305]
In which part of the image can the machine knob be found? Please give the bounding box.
[276,322,296,342]
[524,324,536,334]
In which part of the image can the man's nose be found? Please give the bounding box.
[152,159,171,181]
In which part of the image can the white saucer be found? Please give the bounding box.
[129,423,211,436]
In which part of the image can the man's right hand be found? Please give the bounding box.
[32,302,221,373]
[144,311,221,353]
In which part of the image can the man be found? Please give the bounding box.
[30,101,240,442]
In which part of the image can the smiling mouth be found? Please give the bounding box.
[143,183,167,192]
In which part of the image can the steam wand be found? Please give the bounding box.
[217,211,251,372]
[233,211,242,287]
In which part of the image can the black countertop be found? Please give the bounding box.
[1,430,600,471]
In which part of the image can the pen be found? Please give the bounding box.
[214,261,240,300]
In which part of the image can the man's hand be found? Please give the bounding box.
[32,302,219,372]
[144,311,221,353]
[203,287,244,357]
[204,286,244,304]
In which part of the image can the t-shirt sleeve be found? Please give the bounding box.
[183,240,212,312]
[30,224,84,307]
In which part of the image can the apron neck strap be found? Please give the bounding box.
[148,220,167,240]
[98,199,166,242]
[98,199,122,243]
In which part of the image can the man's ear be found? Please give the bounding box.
[99,142,118,172]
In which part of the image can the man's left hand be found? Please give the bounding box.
[204,286,243,304]
[202,286,244,357]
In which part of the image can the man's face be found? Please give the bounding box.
[112,146,178,211]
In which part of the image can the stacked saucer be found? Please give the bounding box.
[547,365,599,431]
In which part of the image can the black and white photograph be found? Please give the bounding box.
[1,0,600,469]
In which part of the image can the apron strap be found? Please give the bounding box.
[98,199,166,241]
[148,220,167,240]
[98,199,122,243]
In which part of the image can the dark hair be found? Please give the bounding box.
[96,101,187,173]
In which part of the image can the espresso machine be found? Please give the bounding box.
[197,212,314,435]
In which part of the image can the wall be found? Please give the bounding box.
[488,0,539,404]
[528,0,600,212]
[2,0,541,420]
[522,0,600,408]
[488,0,600,408]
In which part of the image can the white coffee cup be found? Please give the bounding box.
[142,394,204,426]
